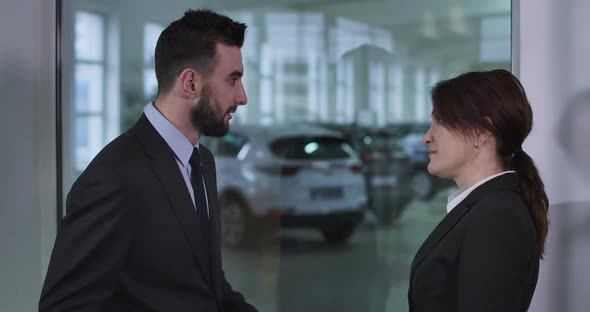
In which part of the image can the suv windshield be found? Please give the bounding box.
[269,136,354,160]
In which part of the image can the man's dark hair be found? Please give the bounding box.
[154,9,247,94]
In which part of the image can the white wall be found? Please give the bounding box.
[518,0,590,311]
[518,0,589,205]
[0,0,57,311]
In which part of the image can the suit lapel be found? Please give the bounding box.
[410,200,473,276]
[131,114,213,286]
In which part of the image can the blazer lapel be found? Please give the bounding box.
[410,200,473,276]
[131,114,213,286]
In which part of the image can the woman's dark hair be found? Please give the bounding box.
[154,9,247,95]
[430,69,549,257]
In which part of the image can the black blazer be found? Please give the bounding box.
[408,173,539,312]
[40,115,257,312]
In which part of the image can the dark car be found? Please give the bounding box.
[313,123,415,225]
[386,122,455,200]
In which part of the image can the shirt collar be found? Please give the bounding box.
[144,102,198,167]
[446,171,516,213]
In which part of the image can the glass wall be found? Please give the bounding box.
[59,0,511,311]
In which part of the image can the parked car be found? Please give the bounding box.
[202,124,368,247]
[387,122,455,199]
[310,123,415,225]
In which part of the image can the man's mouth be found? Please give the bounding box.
[225,108,236,121]
[226,107,237,115]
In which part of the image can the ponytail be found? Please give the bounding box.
[512,150,549,258]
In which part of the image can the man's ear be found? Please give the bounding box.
[178,68,204,98]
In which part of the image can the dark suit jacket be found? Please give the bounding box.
[40,115,257,312]
[408,173,539,312]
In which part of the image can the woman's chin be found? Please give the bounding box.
[427,163,438,176]
[427,164,450,179]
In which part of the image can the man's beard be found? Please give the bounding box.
[190,84,235,137]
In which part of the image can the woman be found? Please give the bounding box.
[408,69,549,312]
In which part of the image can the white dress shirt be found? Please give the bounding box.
[144,102,209,216]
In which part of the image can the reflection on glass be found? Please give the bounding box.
[75,11,104,61]
[142,68,158,99]
[304,142,319,154]
[72,10,106,177]
[143,22,163,98]
[143,22,164,64]
[61,1,511,311]
[74,116,103,171]
[75,64,103,113]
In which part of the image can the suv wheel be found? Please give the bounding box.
[411,171,434,200]
[220,196,249,248]
[321,224,356,244]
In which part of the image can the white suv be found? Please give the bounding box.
[203,124,368,247]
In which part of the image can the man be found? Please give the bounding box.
[40,9,257,312]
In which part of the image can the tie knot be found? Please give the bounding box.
[189,147,201,168]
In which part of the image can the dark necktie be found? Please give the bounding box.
[189,147,211,271]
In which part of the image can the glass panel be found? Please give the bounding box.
[480,15,511,62]
[143,23,164,98]
[218,133,248,157]
[59,1,512,312]
[75,64,103,113]
[74,115,103,172]
[143,68,158,98]
[75,11,104,61]
[269,136,354,160]
[143,22,164,65]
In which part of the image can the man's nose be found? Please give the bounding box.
[236,83,247,106]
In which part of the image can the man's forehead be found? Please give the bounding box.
[214,43,244,74]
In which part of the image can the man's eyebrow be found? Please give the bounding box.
[227,70,243,78]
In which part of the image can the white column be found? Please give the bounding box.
[0,0,57,310]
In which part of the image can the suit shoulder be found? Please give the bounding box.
[76,130,145,181]
[472,190,526,216]
[467,190,535,238]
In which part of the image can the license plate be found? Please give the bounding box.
[371,176,398,187]
[311,187,343,199]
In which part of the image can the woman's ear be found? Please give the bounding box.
[473,128,495,152]
[481,116,496,145]
[478,130,495,149]
[473,119,494,149]
[473,131,482,148]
